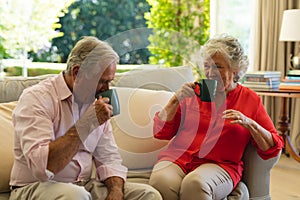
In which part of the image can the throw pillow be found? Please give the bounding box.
[111,87,173,170]
[0,101,18,192]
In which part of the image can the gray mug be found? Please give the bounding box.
[96,88,120,116]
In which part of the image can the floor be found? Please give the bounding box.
[270,154,300,200]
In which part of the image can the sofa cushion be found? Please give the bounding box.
[0,101,17,192]
[112,66,194,92]
[111,87,173,170]
[0,74,56,103]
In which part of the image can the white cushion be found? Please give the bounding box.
[113,66,194,92]
[111,87,173,170]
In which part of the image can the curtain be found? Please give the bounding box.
[252,0,300,151]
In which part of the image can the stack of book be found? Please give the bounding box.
[242,71,281,91]
[279,70,300,91]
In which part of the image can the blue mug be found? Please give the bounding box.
[95,88,120,116]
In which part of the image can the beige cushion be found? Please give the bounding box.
[111,87,173,170]
[0,101,17,192]
[0,74,55,103]
[112,66,194,92]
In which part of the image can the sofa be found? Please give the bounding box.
[0,66,281,200]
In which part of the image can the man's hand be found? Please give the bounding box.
[77,97,112,129]
[94,97,113,125]
[104,176,124,200]
[74,97,112,142]
[105,188,123,200]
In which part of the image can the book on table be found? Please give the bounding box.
[244,71,281,78]
[243,81,280,89]
[242,71,281,90]
[279,75,300,91]
[279,83,300,91]
[283,73,300,89]
[245,76,281,82]
[287,70,300,76]
[282,76,300,82]
[242,84,280,91]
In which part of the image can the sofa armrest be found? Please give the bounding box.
[242,143,281,200]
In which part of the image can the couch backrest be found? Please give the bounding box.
[0,66,195,103]
[0,74,56,103]
[111,66,194,92]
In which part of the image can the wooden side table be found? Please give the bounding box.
[256,90,300,163]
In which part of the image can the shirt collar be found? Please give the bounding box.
[56,71,72,101]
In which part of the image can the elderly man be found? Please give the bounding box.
[9,36,162,200]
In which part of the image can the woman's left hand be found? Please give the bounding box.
[223,109,277,151]
[222,109,252,128]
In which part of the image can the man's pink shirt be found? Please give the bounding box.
[10,73,127,186]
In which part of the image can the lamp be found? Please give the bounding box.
[279,9,300,69]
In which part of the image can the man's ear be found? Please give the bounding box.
[71,65,80,79]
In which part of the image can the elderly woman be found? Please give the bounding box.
[149,35,284,200]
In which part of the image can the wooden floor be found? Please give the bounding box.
[270,154,300,200]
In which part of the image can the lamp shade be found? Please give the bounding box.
[279,9,300,41]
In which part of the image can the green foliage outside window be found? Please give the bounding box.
[145,0,210,69]
[0,22,8,60]
[45,0,151,64]
[0,39,8,60]
[0,0,71,59]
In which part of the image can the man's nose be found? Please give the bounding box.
[97,83,109,93]
[102,83,109,91]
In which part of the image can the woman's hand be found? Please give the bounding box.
[222,109,275,151]
[174,82,196,102]
[222,109,252,129]
[158,82,196,121]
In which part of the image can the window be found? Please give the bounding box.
[210,0,255,70]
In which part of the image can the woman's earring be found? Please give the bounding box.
[233,75,239,83]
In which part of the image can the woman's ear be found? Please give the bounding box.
[233,71,240,83]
